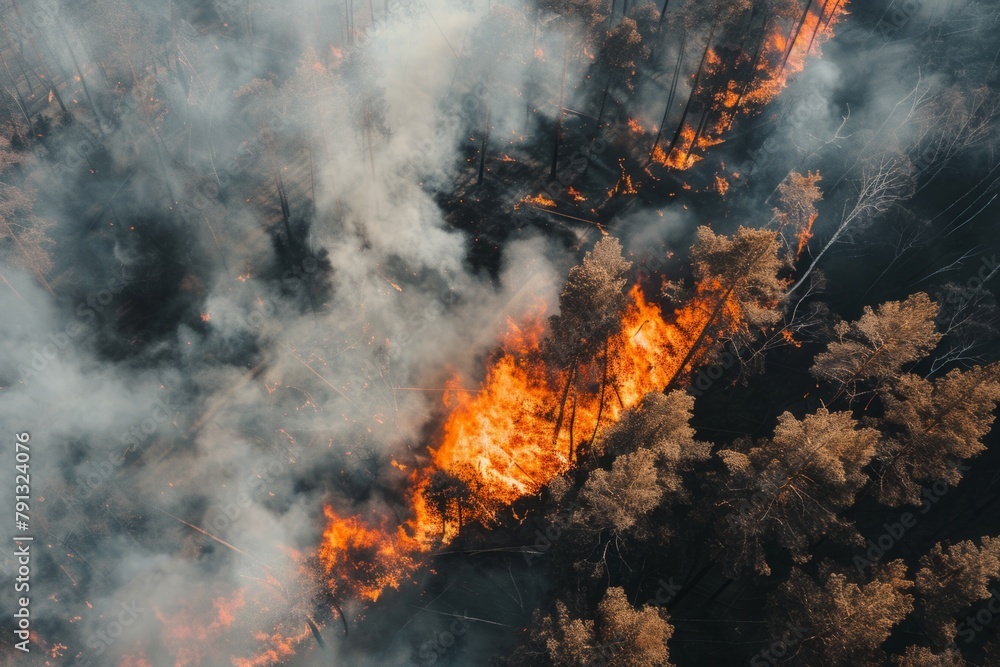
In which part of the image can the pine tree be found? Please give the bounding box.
[810,292,942,403]
[595,587,674,667]
[575,448,664,535]
[664,226,786,389]
[773,170,823,260]
[599,390,711,492]
[875,364,1000,506]
[546,236,632,459]
[712,409,878,575]
[915,537,1000,644]
[893,646,968,666]
[527,588,674,667]
[767,560,914,666]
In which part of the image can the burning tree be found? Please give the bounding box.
[773,169,823,260]
[545,235,631,461]
[342,48,391,176]
[662,225,786,389]
[789,151,916,295]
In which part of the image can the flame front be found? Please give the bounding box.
[321,277,743,603]
[654,2,848,170]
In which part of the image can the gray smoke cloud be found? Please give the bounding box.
[0,0,998,664]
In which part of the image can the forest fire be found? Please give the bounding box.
[654,1,848,170]
[22,0,1000,664]
[796,211,818,258]
[320,267,746,605]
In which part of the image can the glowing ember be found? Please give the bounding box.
[517,193,557,209]
[608,159,639,197]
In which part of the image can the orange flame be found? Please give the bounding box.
[321,274,746,603]
[608,159,639,197]
[656,2,848,171]
[796,211,818,259]
[517,193,556,209]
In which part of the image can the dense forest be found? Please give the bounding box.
[1,0,1000,665]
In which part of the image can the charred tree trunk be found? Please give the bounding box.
[663,243,773,391]
[805,0,833,55]
[309,146,317,216]
[567,376,578,462]
[246,0,256,66]
[590,338,611,446]
[0,27,40,104]
[10,0,69,117]
[665,22,716,160]
[733,18,769,111]
[550,40,569,179]
[264,131,292,233]
[650,0,670,61]
[595,78,612,130]
[659,0,670,25]
[686,10,754,153]
[778,0,814,76]
[0,50,34,138]
[366,124,376,176]
[822,0,844,31]
[56,20,102,135]
[552,358,579,451]
[651,32,686,157]
[477,97,491,185]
